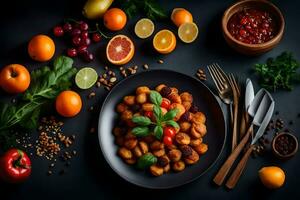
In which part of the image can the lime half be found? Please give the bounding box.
[75,67,98,89]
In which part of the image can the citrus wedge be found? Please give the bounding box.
[178,22,199,43]
[134,18,155,39]
[75,67,98,89]
[153,29,176,54]
[106,35,135,65]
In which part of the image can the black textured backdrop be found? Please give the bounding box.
[0,0,299,199]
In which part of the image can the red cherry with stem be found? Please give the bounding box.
[82,37,91,46]
[67,48,77,57]
[83,51,94,62]
[72,36,82,46]
[77,45,88,55]
[53,26,64,37]
[81,31,89,39]
[92,33,101,42]
[63,23,72,33]
[71,28,81,36]
[80,22,89,31]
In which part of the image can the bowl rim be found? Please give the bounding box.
[97,69,227,189]
[272,132,298,158]
[222,0,285,48]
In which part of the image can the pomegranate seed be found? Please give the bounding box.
[67,48,77,57]
[239,29,247,37]
[240,17,248,25]
[53,26,64,37]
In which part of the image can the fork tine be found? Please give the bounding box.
[213,63,227,84]
[209,65,225,91]
[215,63,229,84]
[208,65,223,93]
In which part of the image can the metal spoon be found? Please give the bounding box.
[213,89,274,186]
[225,89,274,189]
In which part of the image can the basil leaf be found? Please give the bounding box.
[153,125,163,140]
[153,105,162,122]
[149,91,162,106]
[137,153,157,169]
[132,126,150,137]
[162,109,178,121]
[132,116,151,126]
[165,120,179,129]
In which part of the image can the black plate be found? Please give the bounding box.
[98,69,226,189]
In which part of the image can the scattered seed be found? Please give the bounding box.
[96,82,101,88]
[143,64,149,70]
[102,74,107,78]
[89,106,94,112]
[158,59,164,64]
[88,92,96,99]
[47,171,52,176]
[72,150,77,156]
[133,65,138,70]
[104,66,108,70]
[11,98,17,103]
[110,77,117,83]
[105,86,111,91]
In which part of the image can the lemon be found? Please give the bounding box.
[259,166,285,189]
[178,22,199,43]
[134,18,155,39]
[75,67,98,89]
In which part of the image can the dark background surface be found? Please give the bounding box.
[0,0,299,199]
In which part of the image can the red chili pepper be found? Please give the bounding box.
[0,148,31,183]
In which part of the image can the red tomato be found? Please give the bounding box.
[163,136,173,146]
[144,111,153,118]
[163,127,176,138]
[161,98,171,110]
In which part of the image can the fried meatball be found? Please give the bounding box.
[190,138,203,147]
[124,131,136,140]
[115,136,124,146]
[180,122,192,132]
[150,141,164,150]
[152,149,165,157]
[121,110,133,121]
[168,149,182,162]
[180,145,193,158]
[142,135,156,143]
[190,123,207,139]
[191,112,206,124]
[142,103,154,111]
[138,141,149,154]
[133,146,143,157]
[171,87,179,94]
[169,103,185,121]
[155,84,167,92]
[164,164,171,173]
[123,95,135,105]
[180,111,191,122]
[172,161,185,172]
[157,155,170,167]
[116,103,128,113]
[136,86,151,94]
[113,127,125,137]
[182,101,192,111]
[118,147,132,159]
[136,93,147,104]
[175,132,191,145]
[193,143,208,155]
[125,157,136,165]
[124,139,138,149]
[180,92,193,103]
[184,149,199,165]
[168,93,182,104]
[160,86,172,97]
[150,165,164,176]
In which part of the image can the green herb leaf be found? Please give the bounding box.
[132,126,150,137]
[162,109,178,121]
[254,51,300,91]
[153,105,162,122]
[132,116,152,126]
[153,125,163,140]
[150,90,162,106]
[137,153,157,169]
[165,120,179,129]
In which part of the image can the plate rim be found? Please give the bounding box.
[97,69,227,189]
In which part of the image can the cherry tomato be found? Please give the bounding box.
[163,136,173,146]
[144,111,153,119]
[163,127,176,138]
[161,98,171,110]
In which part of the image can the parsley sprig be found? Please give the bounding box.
[131,91,178,140]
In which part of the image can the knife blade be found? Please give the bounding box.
[251,90,274,145]
[245,79,255,111]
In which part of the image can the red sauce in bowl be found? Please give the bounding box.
[227,8,277,44]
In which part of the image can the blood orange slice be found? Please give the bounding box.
[106,35,135,65]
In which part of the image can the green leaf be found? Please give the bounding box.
[153,105,162,122]
[132,116,151,126]
[137,153,157,169]
[149,90,162,106]
[165,120,179,129]
[132,126,150,137]
[153,125,163,140]
[162,109,178,121]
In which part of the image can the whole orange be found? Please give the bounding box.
[55,90,82,117]
[28,34,55,62]
[259,166,285,189]
[0,64,30,94]
[171,8,193,27]
[103,8,127,31]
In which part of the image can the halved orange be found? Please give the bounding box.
[171,8,193,27]
[106,35,135,65]
[153,30,176,54]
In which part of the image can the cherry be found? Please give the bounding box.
[67,48,77,57]
[80,22,89,31]
[53,26,64,37]
[81,31,89,39]
[83,52,94,62]
[63,23,72,33]
[77,45,88,55]
[92,33,101,42]
[82,37,91,46]
[71,28,81,37]
[72,36,82,46]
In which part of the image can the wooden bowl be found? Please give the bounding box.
[272,132,298,160]
[222,0,285,55]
